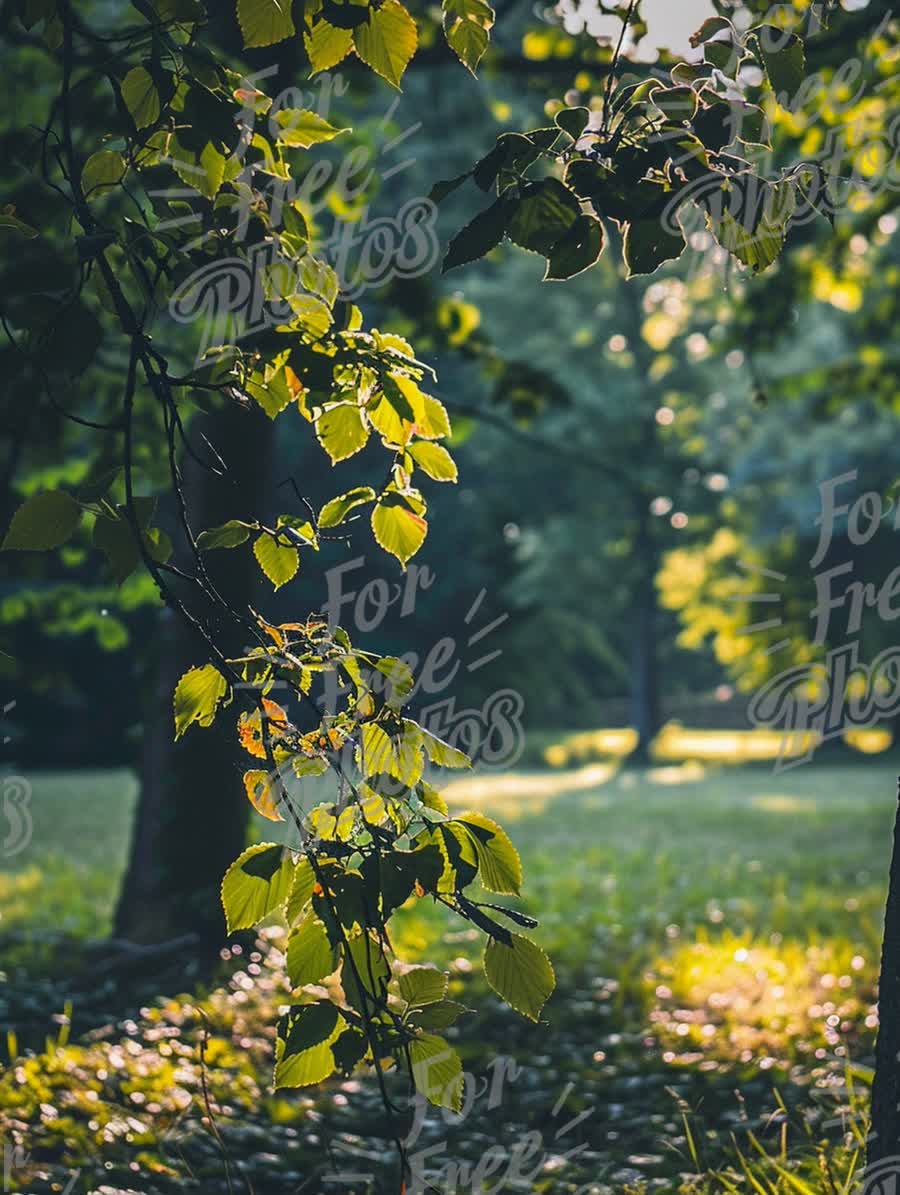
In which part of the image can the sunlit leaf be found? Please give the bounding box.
[237,0,294,48]
[254,532,300,589]
[353,0,417,88]
[484,933,555,1021]
[243,769,284,822]
[173,664,230,738]
[318,486,376,528]
[371,492,428,565]
[221,842,293,933]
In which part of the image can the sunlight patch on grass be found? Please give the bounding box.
[441,761,617,819]
[751,794,818,814]
[645,930,875,1068]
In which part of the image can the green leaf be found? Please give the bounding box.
[81,150,126,199]
[353,0,418,88]
[305,20,354,72]
[287,858,317,923]
[277,514,318,548]
[173,663,230,738]
[689,15,734,47]
[316,405,370,463]
[2,491,82,551]
[254,532,300,589]
[443,198,509,272]
[197,520,254,550]
[243,372,294,420]
[420,727,470,769]
[484,933,555,1021]
[121,66,160,129]
[275,108,350,148]
[623,217,686,278]
[702,178,795,274]
[318,486,376,529]
[507,178,581,256]
[398,965,448,1007]
[442,0,494,73]
[237,0,295,47]
[544,214,604,280]
[371,492,428,566]
[374,657,415,707]
[221,842,294,933]
[651,86,698,122]
[407,441,458,482]
[344,932,391,1007]
[555,105,590,140]
[357,721,424,786]
[92,512,171,585]
[409,1033,463,1111]
[407,1000,470,1029]
[456,811,522,895]
[275,1001,344,1088]
[753,26,805,106]
[287,915,339,987]
[168,136,226,199]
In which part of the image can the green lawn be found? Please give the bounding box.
[0,755,893,1192]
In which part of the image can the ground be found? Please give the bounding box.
[0,748,891,1192]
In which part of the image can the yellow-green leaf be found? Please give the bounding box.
[409,1033,463,1111]
[237,0,294,47]
[197,520,254,550]
[275,1002,344,1089]
[442,0,494,73]
[287,858,317,924]
[456,810,521,895]
[275,108,350,148]
[173,664,230,738]
[420,727,471,769]
[287,915,338,987]
[316,405,369,463]
[371,493,427,566]
[253,532,299,589]
[353,0,418,88]
[484,933,555,1021]
[305,19,354,72]
[318,486,376,529]
[168,136,225,199]
[408,440,457,482]
[221,842,293,933]
[398,965,448,1007]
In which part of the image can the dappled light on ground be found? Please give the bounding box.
[540,725,894,772]
[645,931,875,1068]
[441,761,618,817]
[0,757,894,1191]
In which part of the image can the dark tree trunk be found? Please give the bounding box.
[870,778,900,1173]
[629,516,660,764]
[114,404,274,948]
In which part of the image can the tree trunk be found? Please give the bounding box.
[629,517,660,764]
[114,404,274,949]
[870,777,900,1174]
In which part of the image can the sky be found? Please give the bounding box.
[556,0,716,57]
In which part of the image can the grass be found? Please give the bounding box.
[0,748,895,1192]
[0,769,137,940]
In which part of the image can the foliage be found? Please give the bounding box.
[0,0,879,1180]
